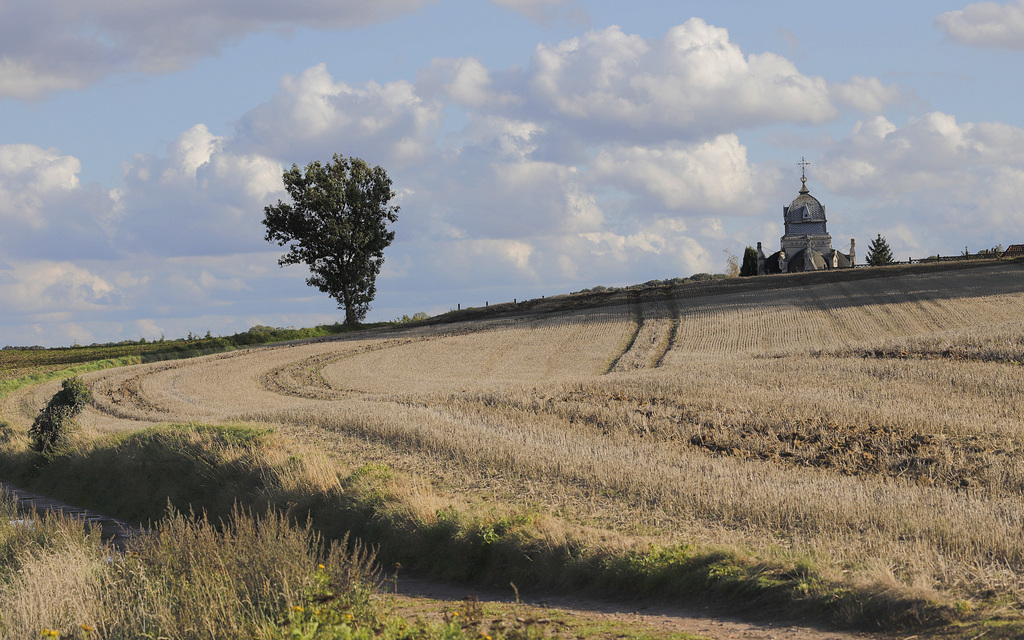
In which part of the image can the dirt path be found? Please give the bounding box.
[390,576,892,640]
[0,481,142,549]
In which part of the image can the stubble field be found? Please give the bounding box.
[4,261,1024,623]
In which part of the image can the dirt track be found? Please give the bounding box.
[391,576,889,640]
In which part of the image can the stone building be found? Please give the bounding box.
[758,160,855,274]
[1002,244,1024,259]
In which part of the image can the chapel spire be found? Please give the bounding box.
[798,156,810,194]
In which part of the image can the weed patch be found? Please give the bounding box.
[0,426,962,631]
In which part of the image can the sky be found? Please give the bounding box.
[2,0,1024,347]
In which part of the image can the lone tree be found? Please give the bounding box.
[865,233,895,266]
[740,246,759,277]
[263,154,399,325]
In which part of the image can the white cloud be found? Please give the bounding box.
[387,108,601,240]
[701,218,727,240]
[574,220,712,276]
[117,126,284,256]
[886,224,922,252]
[821,112,1024,195]
[936,1,1024,49]
[0,144,125,263]
[0,0,598,101]
[819,112,1024,250]
[0,57,84,99]
[563,179,604,232]
[199,269,251,292]
[419,238,536,285]
[830,76,909,114]
[0,261,121,313]
[236,63,442,166]
[0,249,338,346]
[518,19,892,141]
[473,239,534,272]
[444,58,493,108]
[419,57,521,109]
[0,0,434,99]
[135,318,163,339]
[0,144,81,229]
[161,124,223,184]
[588,135,760,212]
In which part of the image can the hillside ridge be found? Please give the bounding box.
[424,257,1022,327]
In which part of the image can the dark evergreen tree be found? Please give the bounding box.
[263,154,399,325]
[865,233,895,266]
[740,246,759,276]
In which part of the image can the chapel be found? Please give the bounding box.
[758,159,855,274]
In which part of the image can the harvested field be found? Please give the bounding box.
[5,261,1024,614]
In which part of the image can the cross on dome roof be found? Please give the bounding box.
[797,156,810,194]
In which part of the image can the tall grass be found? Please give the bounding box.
[0,424,959,631]
[0,487,385,639]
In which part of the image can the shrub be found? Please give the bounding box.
[28,376,91,455]
[393,311,430,324]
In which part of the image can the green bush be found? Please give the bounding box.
[393,312,430,324]
[27,376,91,455]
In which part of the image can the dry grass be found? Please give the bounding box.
[0,488,383,640]
[5,262,1024,615]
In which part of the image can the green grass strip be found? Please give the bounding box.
[0,356,142,399]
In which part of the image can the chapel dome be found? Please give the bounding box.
[784,180,826,224]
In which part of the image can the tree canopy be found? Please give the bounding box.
[865,233,895,266]
[263,154,399,325]
[740,246,759,277]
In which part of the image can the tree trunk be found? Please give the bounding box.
[343,286,357,325]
